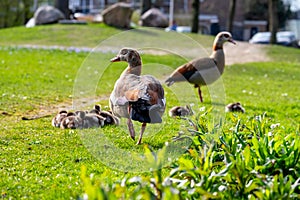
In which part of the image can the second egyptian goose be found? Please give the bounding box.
[165,32,236,102]
[109,48,166,145]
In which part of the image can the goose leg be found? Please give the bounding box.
[127,118,135,140]
[127,105,135,140]
[197,86,203,102]
[136,122,147,145]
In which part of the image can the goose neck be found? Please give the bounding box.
[123,65,142,76]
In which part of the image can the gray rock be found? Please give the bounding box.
[102,3,133,28]
[25,18,35,28]
[140,8,168,28]
[34,6,65,25]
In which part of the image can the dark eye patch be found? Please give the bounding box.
[121,49,128,55]
[223,34,230,38]
[129,53,136,62]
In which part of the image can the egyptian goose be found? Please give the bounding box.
[165,32,236,102]
[169,105,193,117]
[225,102,245,113]
[109,48,166,145]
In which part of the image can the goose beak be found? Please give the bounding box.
[229,38,236,45]
[110,56,121,62]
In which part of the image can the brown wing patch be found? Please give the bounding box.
[165,62,197,85]
[172,62,197,81]
[125,89,140,102]
[147,90,158,105]
[146,80,164,105]
[177,62,196,73]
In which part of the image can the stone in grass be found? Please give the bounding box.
[140,8,168,28]
[102,2,133,29]
[34,5,65,25]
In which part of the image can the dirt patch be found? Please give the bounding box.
[140,41,271,65]
[224,41,271,65]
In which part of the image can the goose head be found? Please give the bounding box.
[111,48,142,67]
[213,32,236,50]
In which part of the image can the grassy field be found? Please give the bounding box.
[0,24,121,47]
[0,24,299,199]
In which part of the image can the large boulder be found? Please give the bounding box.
[102,3,133,28]
[140,8,168,28]
[25,18,35,28]
[34,5,65,25]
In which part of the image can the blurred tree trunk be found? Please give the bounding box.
[0,0,24,28]
[191,0,199,33]
[153,0,163,8]
[268,0,278,44]
[13,1,22,25]
[0,0,10,28]
[227,0,236,32]
[22,0,32,23]
[141,0,152,15]
[55,0,70,19]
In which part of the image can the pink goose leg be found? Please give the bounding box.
[136,123,147,145]
[198,86,203,103]
[127,106,135,140]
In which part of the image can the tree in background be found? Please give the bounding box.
[0,0,33,28]
[245,0,291,29]
[191,0,199,33]
[277,0,291,28]
[141,0,152,15]
[268,0,279,44]
[55,0,70,19]
[23,0,33,23]
[244,0,291,44]
[1,0,11,27]
[227,0,236,33]
[244,0,268,21]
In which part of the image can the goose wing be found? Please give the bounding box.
[110,74,165,123]
[127,75,165,123]
[165,57,217,86]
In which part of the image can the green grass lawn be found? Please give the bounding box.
[0,24,299,199]
[0,24,121,47]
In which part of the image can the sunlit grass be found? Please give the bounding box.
[0,24,121,47]
[0,24,299,198]
[224,61,300,126]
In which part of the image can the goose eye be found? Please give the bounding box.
[121,49,128,55]
[131,56,136,62]
[223,34,230,38]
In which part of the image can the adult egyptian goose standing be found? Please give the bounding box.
[165,32,236,102]
[109,48,166,145]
